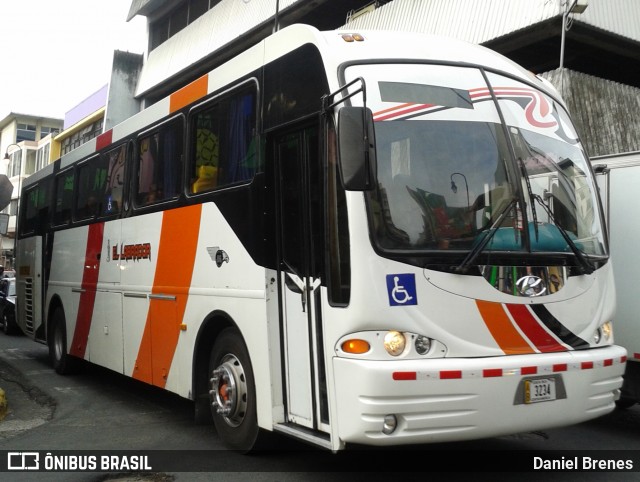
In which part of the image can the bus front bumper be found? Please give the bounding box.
[331,345,626,446]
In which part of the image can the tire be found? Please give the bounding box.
[208,328,260,452]
[1,309,13,335]
[48,308,80,375]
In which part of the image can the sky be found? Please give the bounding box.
[0,0,147,120]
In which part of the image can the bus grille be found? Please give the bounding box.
[23,277,35,334]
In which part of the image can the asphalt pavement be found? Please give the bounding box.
[0,348,54,439]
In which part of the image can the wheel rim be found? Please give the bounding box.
[209,353,248,428]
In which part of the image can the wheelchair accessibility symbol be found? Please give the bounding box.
[386,273,418,306]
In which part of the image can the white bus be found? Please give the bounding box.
[591,152,640,409]
[16,24,625,452]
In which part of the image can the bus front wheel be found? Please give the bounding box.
[48,308,79,375]
[208,328,259,452]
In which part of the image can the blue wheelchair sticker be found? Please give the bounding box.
[386,273,418,306]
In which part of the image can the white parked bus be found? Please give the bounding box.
[16,24,625,452]
[592,152,640,409]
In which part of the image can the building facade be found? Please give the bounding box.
[0,113,63,269]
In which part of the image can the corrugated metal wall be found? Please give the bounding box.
[343,0,560,43]
[541,69,640,157]
[343,0,640,44]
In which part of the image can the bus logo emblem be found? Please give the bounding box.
[516,275,546,297]
[386,274,417,306]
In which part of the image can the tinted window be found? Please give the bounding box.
[22,180,51,235]
[102,144,127,215]
[136,119,184,206]
[53,170,75,226]
[75,156,106,220]
[264,44,328,129]
[189,85,259,194]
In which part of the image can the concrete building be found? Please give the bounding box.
[0,113,63,269]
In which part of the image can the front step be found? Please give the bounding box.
[273,423,334,451]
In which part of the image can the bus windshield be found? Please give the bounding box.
[344,63,606,258]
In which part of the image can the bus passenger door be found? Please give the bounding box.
[275,126,325,430]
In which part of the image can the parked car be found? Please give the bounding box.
[0,277,19,335]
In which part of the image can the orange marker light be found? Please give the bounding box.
[342,339,370,354]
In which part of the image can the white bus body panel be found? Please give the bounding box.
[593,153,640,401]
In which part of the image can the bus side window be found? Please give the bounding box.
[189,86,258,194]
[53,171,74,226]
[136,120,183,206]
[191,111,219,193]
[22,181,51,236]
[102,144,126,215]
[75,156,107,220]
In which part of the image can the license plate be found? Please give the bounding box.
[524,378,556,404]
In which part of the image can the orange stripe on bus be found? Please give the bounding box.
[476,300,535,355]
[133,204,202,387]
[169,74,209,113]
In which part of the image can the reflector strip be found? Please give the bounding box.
[391,356,626,381]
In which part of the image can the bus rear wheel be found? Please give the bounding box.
[208,328,259,452]
[48,308,80,375]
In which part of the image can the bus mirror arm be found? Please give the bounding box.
[337,106,377,191]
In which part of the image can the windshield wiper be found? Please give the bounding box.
[454,197,518,274]
[518,157,539,243]
[532,194,595,274]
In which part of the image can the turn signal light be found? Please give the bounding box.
[342,339,370,354]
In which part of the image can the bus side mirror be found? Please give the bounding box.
[337,106,377,191]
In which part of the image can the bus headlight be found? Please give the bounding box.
[414,335,431,355]
[336,331,446,359]
[383,331,406,356]
[594,321,613,344]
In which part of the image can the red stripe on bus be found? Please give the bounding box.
[521,366,538,375]
[581,361,594,369]
[96,129,113,151]
[553,364,568,372]
[506,304,565,353]
[393,372,417,380]
[483,368,503,378]
[69,223,104,358]
[169,74,208,113]
[133,205,202,388]
[476,300,535,354]
[440,370,462,379]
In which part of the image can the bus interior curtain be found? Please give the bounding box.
[227,94,255,184]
